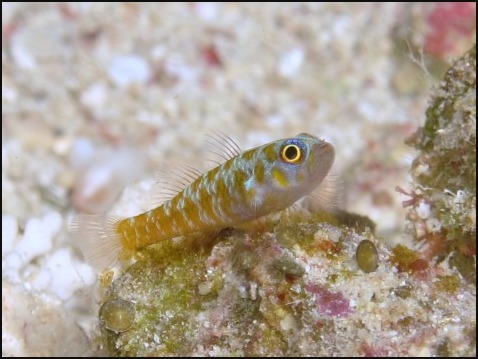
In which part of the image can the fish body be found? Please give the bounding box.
[72,133,335,269]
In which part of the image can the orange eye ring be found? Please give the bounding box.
[281,144,302,164]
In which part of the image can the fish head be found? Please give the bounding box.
[260,133,335,206]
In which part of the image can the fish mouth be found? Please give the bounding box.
[310,140,335,179]
[316,140,335,161]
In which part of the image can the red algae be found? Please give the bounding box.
[305,283,354,318]
[425,2,476,58]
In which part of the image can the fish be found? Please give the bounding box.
[71,132,335,269]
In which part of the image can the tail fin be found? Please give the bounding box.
[70,215,124,270]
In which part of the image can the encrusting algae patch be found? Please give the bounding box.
[96,209,475,356]
[403,45,476,269]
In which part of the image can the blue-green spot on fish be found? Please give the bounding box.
[71,133,335,269]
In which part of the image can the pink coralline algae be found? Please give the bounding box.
[425,2,476,58]
[306,283,354,318]
[359,343,389,357]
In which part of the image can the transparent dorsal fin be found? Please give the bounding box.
[154,162,203,205]
[204,130,242,167]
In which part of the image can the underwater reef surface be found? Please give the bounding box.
[97,46,476,357]
[99,212,475,356]
[405,45,476,284]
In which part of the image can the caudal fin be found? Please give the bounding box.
[70,215,124,270]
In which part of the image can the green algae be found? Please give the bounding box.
[436,338,451,357]
[393,284,414,299]
[449,252,476,284]
[406,45,476,268]
[390,244,420,273]
[435,275,461,295]
[356,239,379,273]
[97,210,379,356]
[100,231,225,356]
[272,253,305,277]
[334,210,377,234]
[274,211,341,251]
[99,298,136,333]
[96,203,475,356]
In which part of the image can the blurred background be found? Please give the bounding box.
[2,2,476,355]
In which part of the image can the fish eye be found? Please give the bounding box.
[280,144,302,164]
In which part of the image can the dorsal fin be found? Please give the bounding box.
[154,131,241,205]
[154,163,203,205]
[204,130,242,166]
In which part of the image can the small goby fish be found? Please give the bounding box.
[71,133,335,269]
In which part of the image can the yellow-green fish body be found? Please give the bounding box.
[72,133,335,269]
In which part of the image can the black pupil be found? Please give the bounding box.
[285,146,298,160]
